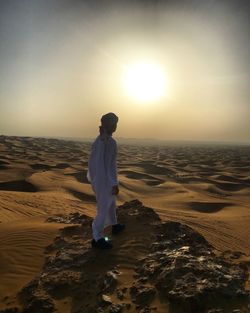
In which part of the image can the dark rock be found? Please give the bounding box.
[121,287,128,294]
[116,288,124,300]
[0,308,19,313]
[19,278,40,303]
[138,277,148,283]
[45,212,92,225]
[138,307,152,313]
[112,269,121,275]
[23,296,55,313]
[130,284,156,306]
[119,199,143,209]
[103,271,118,293]
[101,294,112,305]
[109,304,123,313]
[18,213,94,312]
[41,270,82,296]
[124,303,131,310]
[134,221,249,312]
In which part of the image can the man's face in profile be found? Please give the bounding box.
[106,122,117,135]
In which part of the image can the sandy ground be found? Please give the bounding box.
[0,135,249,311]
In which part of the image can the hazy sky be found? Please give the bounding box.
[0,0,249,142]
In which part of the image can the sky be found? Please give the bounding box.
[0,0,249,143]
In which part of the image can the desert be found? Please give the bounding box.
[0,135,249,312]
[1,0,250,312]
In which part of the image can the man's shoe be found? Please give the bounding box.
[112,223,125,235]
[91,237,113,249]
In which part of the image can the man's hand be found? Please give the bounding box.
[112,185,119,195]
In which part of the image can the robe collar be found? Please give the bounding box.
[100,132,112,142]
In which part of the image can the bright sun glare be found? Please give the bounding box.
[122,61,167,103]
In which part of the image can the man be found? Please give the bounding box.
[87,112,125,249]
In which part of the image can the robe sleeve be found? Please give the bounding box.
[105,138,118,186]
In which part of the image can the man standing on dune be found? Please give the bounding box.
[87,112,125,249]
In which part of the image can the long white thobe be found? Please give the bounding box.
[87,134,118,241]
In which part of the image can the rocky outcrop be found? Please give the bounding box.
[11,200,249,313]
[135,221,249,312]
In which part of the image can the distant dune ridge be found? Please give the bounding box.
[0,135,249,312]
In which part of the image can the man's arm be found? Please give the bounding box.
[105,139,119,194]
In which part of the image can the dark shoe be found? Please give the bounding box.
[112,223,125,235]
[91,237,113,249]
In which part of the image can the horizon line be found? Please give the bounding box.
[1,133,249,146]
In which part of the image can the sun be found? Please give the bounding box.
[122,61,167,102]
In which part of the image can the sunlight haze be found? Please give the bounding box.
[0,0,249,143]
[122,61,167,103]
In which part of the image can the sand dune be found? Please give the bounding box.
[0,180,38,192]
[119,170,164,186]
[188,201,233,213]
[65,169,90,184]
[0,135,249,312]
[0,219,61,302]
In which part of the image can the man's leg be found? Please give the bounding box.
[92,191,113,241]
[92,203,106,241]
[109,196,125,235]
[91,192,114,248]
[92,218,104,242]
[108,196,118,226]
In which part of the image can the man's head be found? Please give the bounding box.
[100,112,118,135]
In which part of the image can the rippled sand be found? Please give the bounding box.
[0,135,249,311]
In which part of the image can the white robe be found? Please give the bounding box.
[87,133,118,241]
